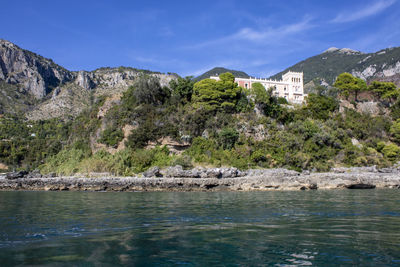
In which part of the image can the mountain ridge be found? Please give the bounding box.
[0,39,176,119]
[193,67,249,81]
[269,46,400,86]
[1,39,400,119]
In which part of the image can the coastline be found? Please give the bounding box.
[1,168,399,192]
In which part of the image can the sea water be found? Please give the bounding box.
[0,190,399,266]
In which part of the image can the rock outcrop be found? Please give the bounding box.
[1,167,399,191]
[0,39,177,119]
[0,39,74,99]
[270,46,400,86]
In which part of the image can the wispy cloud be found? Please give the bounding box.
[184,16,313,49]
[332,0,396,23]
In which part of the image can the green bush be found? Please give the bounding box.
[99,128,124,148]
[303,93,338,120]
[218,127,239,149]
[40,148,87,175]
[172,155,193,169]
[390,120,400,143]
[381,143,400,161]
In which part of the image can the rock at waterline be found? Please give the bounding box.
[5,171,28,180]
[346,184,376,189]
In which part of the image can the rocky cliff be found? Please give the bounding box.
[270,46,400,87]
[2,39,400,119]
[0,39,176,119]
[0,39,74,99]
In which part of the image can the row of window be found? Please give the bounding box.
[291,77,301,83]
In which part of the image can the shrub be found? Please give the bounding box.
[172,155,193,169]
[218,128,239,149]
[125,120,157,149]
[169,76,194,104]
[303,93,338,120]
[131,75,170,105]
[277,97,288,105]
[40,148,87,175]
[251,150,267,163]
[390,120,400,143]
[381,143,400,161]
[99,128,124,148]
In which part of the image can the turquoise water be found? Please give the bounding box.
[0,190,399,266]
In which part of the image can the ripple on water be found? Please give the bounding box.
[0,190,399,265]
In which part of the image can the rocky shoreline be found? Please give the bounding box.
[1,166,400,192]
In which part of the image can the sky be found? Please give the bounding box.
[1,0,400,77]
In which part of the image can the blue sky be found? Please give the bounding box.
[1,0,400,77]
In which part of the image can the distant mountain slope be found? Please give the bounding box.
[194,67,249,81]
[270,47,400,86]
[0,39,74,99]
[0,39,176,118]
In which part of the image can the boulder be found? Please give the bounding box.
[378,168,397,173]
[161,166,201,178]
[5,171,28,180]
[26,169,42,178]
[346,184,376,189]
[161,165,185,177]
[143,166,163,177]
[220,167,238,178]
[205,168,222,178]
[44,172,57,178]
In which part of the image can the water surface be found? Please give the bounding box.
[0,190,399,266]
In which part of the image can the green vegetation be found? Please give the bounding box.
[192,73,242,112]
[270,46,400,85]
[334,73,367,101]
[99,128,124,148]
[368,81,399,102]
[2,71,400,175]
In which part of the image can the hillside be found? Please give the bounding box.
[194,67,249,81]
[0,39,74,99]
[270,47,400,86]
[0,39,175,118]
[1,40,400,176]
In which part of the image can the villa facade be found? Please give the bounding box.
[210,71,306,104]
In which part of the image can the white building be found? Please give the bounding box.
[210,71,306,104]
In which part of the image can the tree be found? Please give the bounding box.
[128,75,170,106]
[303,93,338,120]
[192,72,241,112]
[169,76,194,104]
[390,119,400,143]
[250,83,283,118]
[368,81,399,102]
[334,73,367,101]
[251,82,269,104]
[99,128,124,148]
[218,127,239,149]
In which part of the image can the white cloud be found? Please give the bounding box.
[184,16,313,49]
[332,0,396,23]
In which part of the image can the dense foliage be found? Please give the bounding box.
[1,72,400,175]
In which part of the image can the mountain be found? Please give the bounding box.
[0,39,176,119]
[2,39,400,119]
[270,47,400,87]
[194,67,249,81]
[0,39,74,99]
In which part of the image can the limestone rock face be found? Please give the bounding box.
[352,61,400,82]
[0,39,74,99]
[75,71,95,90]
